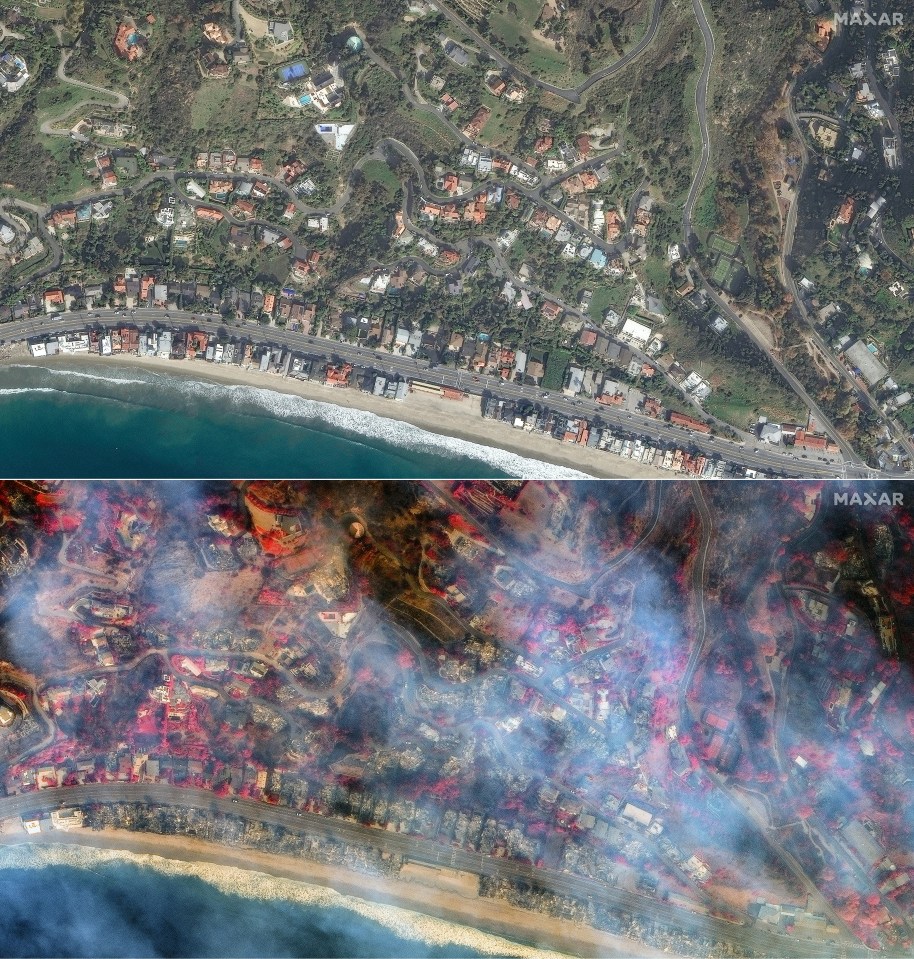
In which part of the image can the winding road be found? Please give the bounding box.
[678,0,866,470]
[426,0,668,104]
[681,0,714,253]
[779,42,914,467]
[0,196,64,286]
[38,47,129,136]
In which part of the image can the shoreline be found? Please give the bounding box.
[0,351,674,480]
[0,829,670,959]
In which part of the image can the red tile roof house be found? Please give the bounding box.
[43,289,65,313]
[291,258,310,281]
[114,22,146,61]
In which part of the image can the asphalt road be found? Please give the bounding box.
[0,782,873,958]
[0,197,64,287]
[425,0,667,104]
[681,0,715,252]
[780,60,914,467]
[39,47,129,136]
[678,0,869,473]
[0,308,853,477]
[781,80,809,279]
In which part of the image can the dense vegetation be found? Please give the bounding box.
[702,0,805,310]
[70,0,209,159]
[0,25,66,200]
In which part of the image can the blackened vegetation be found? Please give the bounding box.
[57,658,164,752]
[337,687,391,749]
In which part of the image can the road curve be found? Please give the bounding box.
[0,197,64,287]
[681,0,715,249]
[426,0,667,104]
[56,48,130,110]
[679,0,865,468]
[38,48,130,136]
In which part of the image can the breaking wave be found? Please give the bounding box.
[0,387,58,395]
[175,378,588,479]
[7,365,148,387]
[2,361,591,479]
[0,843,569,958]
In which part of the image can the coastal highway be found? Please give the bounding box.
[0,308,856,477]
[0,783,872,958]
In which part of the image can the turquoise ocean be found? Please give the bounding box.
[0,363,586,479]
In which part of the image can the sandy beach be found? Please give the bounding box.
[0,349,673,480]
[0,828,670,958]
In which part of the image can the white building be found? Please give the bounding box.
[845,340,889,386]
[57,333,90,354]
[620,317,652,347]
[314,122,356,151]
[514,350,527,377]
[866,196,886,220]
[50,808,85,832]
[0,52,29,93]
[759,422,783,444]
[682,370,712,400]
[711,315,729,333]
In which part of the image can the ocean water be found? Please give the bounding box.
[0,844,552,959]
[0,363,587,479]
[0,864,478,958]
